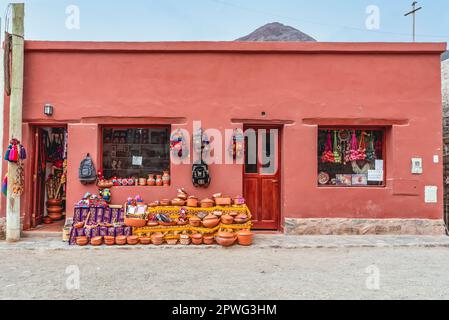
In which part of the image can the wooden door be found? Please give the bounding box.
[31,128,46,227]
[243,125,281,230]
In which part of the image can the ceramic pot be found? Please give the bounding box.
[215,196,232,206]
[74,222,85,229]
[237,230,254,246]
[166,238,178,245]
[189,216,201,227]
[47,206,63,214]
[104,236,115,246]
[155,175,163,186]
[139,178,147,186]
[115,235,127,245]
[160,199,171,206]
[221,214,234,225]
[200,198,215,208]
[180,235,191,245]
[147,221,159,227]
[162,170,170,186]
[91,236,103,246]
[203,235,215,245]
[191,233,203,245]
[48,212,63,221]
[76,236,88,246]
[147,174,155,186]
[234,214,248,224]
[46,199,62,207]
[186,197,198,207]
[151,233,164,245]
[43,217,53,224]
[124,217,147,228]
[215,232,236,247]
[171,198,185,206]
[127,235,139,245]
[202,213,219,228]
[139,236,151,245]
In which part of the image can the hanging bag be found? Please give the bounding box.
[78,153,97,185]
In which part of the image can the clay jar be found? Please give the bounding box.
[191,233,203,245]
[91,236,103,246]
[221,214,234,225]
[189,215,201,227]
[234,214,248,224]
[186,196,198,207]
[46,199,62,207]
[139,178,147,186]
[162,170,170,186]
[139,236,151,245]
[202,213,220,228]
[76,236,88,246]
[104,236,115,246]
[115,235,127,245]
[237,230,254,246]
[203,235,215,245]
[127,235,139,245]
[151,233,164,245]
[215,232,236,247]
[155,175,163,186]
[147,174,155,186]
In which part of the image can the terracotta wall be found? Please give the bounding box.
[1,41,445,224]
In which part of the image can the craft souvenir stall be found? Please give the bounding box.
[70,190,253,247]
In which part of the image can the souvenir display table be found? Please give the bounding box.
[132,205,252,238]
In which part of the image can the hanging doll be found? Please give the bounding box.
[170,129,189,159]
[365,131,376,162]
[348,130,366,161]
[229,129,245,160]
[4,138,26,163]
[321,131,335,163]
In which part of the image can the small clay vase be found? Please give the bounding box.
[162,170,170,186]
[139,178,147,186]
[147,174,155,186]
[155,175,163,186]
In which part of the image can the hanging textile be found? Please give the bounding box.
[321,131,335,163]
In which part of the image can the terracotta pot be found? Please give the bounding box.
[46,199,62,207]
[151,233,164,245]
[200,198,215,208]
[147,175,155,186]
[115,235,127,245]
[166,238,178,245]
[47,206,63,214]
[203,235,215,245]
[215,196,232,206]
[171,198,185,206]
[124,217,147,228]
[74,222,85,229]
[76,236,88,246]
[48,212,63,221]
[189,216,201,227]
[162,170,170,186]
[160,199,171,206]
[91,236,103,246]
[139,178,147,186]
[202,213,220,228]
[159,221,177,227]
[191,233,203,245]
[155,175,163,186]
[215,232,236,247]
[186,197,198,207]
[147,221,159,227]
[221,214,234,225]
[127,235,139,245]
[43,217,53,224]
[179,235,191,245]
[237,230,254,246]
[234,214,248,224]
[139,236,151,245]
[104,236,115,245]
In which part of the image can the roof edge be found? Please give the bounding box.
[24,41,447,54]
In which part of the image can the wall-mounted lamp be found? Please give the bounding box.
[44,103,53,116]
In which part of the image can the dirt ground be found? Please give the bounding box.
[1,246,449,300]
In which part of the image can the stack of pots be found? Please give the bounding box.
[46,198,63,221]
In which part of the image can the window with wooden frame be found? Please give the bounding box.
[317,127,385,187]
[101,126,170,180]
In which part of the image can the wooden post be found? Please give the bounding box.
[6,3,24,242]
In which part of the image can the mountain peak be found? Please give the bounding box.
[235,22,317,42]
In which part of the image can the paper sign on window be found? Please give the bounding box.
[132,156,143,166]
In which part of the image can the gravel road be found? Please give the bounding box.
[1,246,449,300]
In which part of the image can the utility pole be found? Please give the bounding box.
[6,3,24,242]
[404,1,422,42]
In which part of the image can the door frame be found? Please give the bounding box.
[27,124,68,229]
[242,124,283,231]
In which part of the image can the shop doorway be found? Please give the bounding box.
[30,126,68,229]
[243,125,281,230]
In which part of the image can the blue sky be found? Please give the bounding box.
[1,0,448,42]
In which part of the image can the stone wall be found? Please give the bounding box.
[285,218,446,235]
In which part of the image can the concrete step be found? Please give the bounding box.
[21,231,62,238]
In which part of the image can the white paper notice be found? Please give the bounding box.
[132,156,143,166]
[368,170,383,182]
[375,160,384,171]
[425,186,438,203]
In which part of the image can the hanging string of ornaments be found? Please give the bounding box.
[3,138,27,196]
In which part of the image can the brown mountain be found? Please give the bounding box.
[236,22,316,42]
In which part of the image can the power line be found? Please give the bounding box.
[208,0,449,40]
